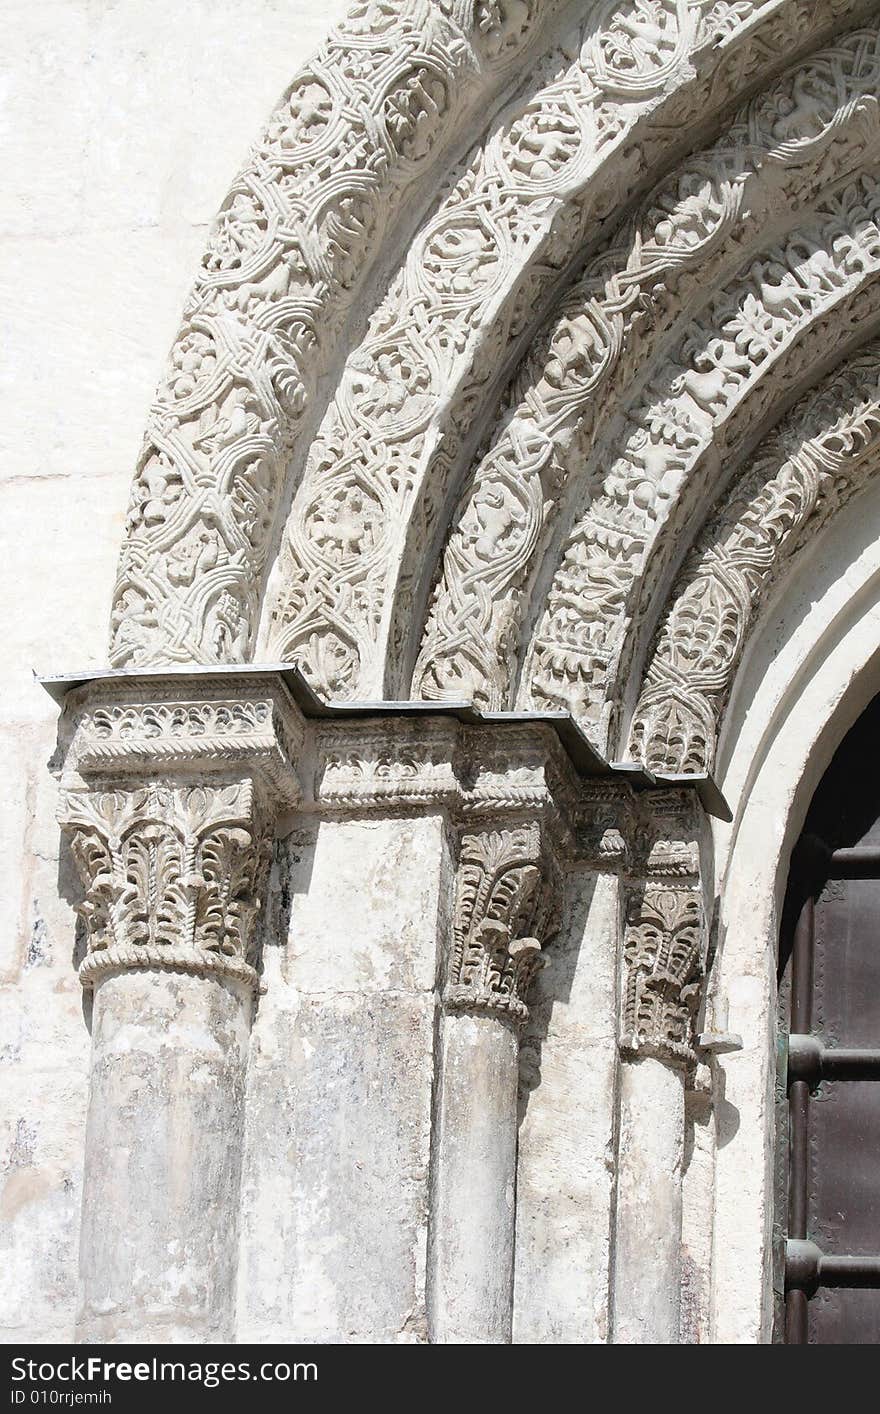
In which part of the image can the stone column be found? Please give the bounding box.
[611,795,705,1345]
[57,672,302,1343]
[428,819,559,1344]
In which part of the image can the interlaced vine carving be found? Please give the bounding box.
[628,345,880,772]
[526,166,880,744]
[107,0,565,668]
[263,0,860,697]
[412,27,880,714]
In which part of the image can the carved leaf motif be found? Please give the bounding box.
[63,784,271,975]
[621,886,702,1061]
[629,348,880,771]
[411,28,880,718]
[447,824,557,1022]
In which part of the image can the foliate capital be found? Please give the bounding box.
[57,672,305,989]
[620,791,707,1065]
[445,819,560,1025]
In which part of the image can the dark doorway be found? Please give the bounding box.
[778,693,880,1343]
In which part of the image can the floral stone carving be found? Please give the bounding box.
[58,674,304,989]
[413,26,880,719]
[107,0,565,670]
[628,343,880,773]
[620,885,703,1064]
[264,0,856,698]
[445,821,560,1024]
[620,796,704,1064]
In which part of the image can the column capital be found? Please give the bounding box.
[56,671,305,989]
[444,818,561,1026]
[619,789,709,1066]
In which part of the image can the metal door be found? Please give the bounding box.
[779,696,880,1342]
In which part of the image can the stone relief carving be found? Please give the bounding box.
[526,166,880,747]
[263,0,860,698]
[314,720,461,808]
[445,821,560,1024]
[107,0,564,669]
[64,781,273,990]
[58,676,304,988]
[74,695,303,801]
[628,343,880,772]
[577,781,635,867]
[312,718,580,831]
[621,884,703,1063]
[411,27,880,715]
[620,794,704,1064]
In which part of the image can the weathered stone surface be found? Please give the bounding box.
[9,0,880,1348]
[78,970,252,1344]
[429,1012,519,1344]
[238,814,450,1343]
[514,869,620,1344]
[612,1057,686,1345]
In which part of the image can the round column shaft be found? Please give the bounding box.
[428,1011,519,1343]
[57,671,304,1345]
[612,1055,686,1344]
[78,967,253,1343]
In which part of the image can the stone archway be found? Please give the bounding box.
[52,1,880,1344]
[109,0,870,685]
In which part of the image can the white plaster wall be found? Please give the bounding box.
[0,0,349,1342]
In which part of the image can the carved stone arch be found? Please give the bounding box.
[258,0,865,699]
[700,468,880,1339]
[626,342,880,773]
[410,23,880,722]
[106,0,578,669]
[40,0,880,1350]
[514,169,880,751]
[106,0,880,713]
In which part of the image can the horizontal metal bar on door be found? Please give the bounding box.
[828,844,880,876]
[786,1240,880,1290]
[787,1034,880,1084]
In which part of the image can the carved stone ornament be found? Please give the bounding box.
[621,884,703,1064]
[108,0,568,670]
[413,23,880,731]
[628,342,880,772]
[261,0,862,699]
[311,718,582,830]
[57,673,304,990]
[445,820,560,1025]
[620,796,705,1064]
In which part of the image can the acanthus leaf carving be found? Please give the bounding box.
[620,793,705,1064]
[620,884,703,1064]
[445,821,560,1024]
[63,780,273,989]
[57,674,304,989]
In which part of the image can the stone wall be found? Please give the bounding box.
[0,0,349,1342]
